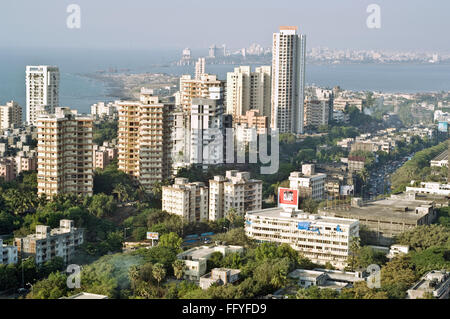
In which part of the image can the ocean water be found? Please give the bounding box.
[1,47,449,114]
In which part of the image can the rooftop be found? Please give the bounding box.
[61,292,108,299]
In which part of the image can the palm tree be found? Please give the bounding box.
[172,260,186,280]
[128,265,140,291]
[348,236,361,271]
[113,183,128,203]
[152,263,166,287]
[226,208,238,228]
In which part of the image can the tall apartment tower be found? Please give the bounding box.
[37,107,93,198]
[26,65,60,125]
[271,26,306,134]
[179,74,224,111]
[0,101,22,129]
[117,89,172,192]
[226,66,271,118]
[195,58,206,80]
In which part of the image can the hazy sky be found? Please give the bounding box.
[1,0,449,52]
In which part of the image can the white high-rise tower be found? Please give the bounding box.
[271,26,306,134]
[195,58,206,80]
[26,65,60,125]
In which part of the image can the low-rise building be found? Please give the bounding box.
[319,195,437,246]
[430,150,448,167]
[348,156,365,172]
[199,268,241,290]
[407,270,450,299]
[15,220,84,264]
[245,207,359,269]
[176,245,244,280]
[0,158,16,182]
[289,164,326,201]
[162,177,209,222]
[289,268,365,291]
[406,182,450,197]
[387,244,409,259]
[0,239,18,265]
[61,292,109,299]
[209,170,262,221]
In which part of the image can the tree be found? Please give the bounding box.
[396,224,450,251]
[172,260,186,280]
[152,263,166,287]
[158,232,183,252]
[347,236,361,271]
[26,272,68,299]
[128,265,140,291]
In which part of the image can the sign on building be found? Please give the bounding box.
[438,121,448,133]
[146,232,159,240]
[278,188,299,209]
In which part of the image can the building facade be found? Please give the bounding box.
[36,107,93,198]
[289,165,326,201]
[0,101,22,129]
[245,207,359,269]
[304,97,329,128]
[26,65,60,125]
[15,220,84,264]
[162,177,209,222]
[0,239,18,265]
[117,90,172,192]
[209,170,263,221]
[271,26,306,134]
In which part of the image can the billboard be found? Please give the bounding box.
[146,232,159,240]
[278,188,299,208]
[438,121,448,133]
[340,185,354,196]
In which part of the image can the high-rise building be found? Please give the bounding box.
[36,107,93,198]
[209,170,262,221]
[226,66,271,118]
[271,26,306,134]
[304,97,329,128]
[195,58,206,80]
[26,65,60,125]
[162,177,209,222]
[179,74,224,111]
[190,88,229,167]
[117,89,172,192]
[0,101,22,129]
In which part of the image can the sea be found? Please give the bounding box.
[1,47,450,114]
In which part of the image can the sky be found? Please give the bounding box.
[1,0,449,52]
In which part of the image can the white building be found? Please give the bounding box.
[199,268,241,290]
[271,26,306,134]
[15,220,84,264]
[226,66,271,118]
[406,182,450,197]
[90,102,118,119]
[289,164,326,201]
[0,101,22,129]
[209,170,263,221]
[195,58,206,80]
[190,88,228,167]
[162,177,209,222]
[289,268,365,291]
[26,65,60,125]
[176,245,244,280]
[0,239,18,265]
[407,270,450,299]
[245,207,359,269]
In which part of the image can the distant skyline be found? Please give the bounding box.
[1,0,450,52]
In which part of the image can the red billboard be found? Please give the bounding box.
[278,188,299,208]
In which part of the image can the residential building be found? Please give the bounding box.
[387,244,409,259]
[179,74,223,111]
[36,107,93,198]
[117,89,172,192]
[162,177,209,222]
[0,239,18,265]
[0,101,22,129]
[319,195,437,246]
[93,149,110,170]
[289,164,326,201]
[333,98,363,112]
[199,268,241,290]
[195,58,206,80]
[303,98,329,128]
[234,109,268,134]
[407,270,450,299]
[0,158,16,182]
[90,102,117,119]
[348,156,366,172]
[271,26,306,134]
[406,182,450,197]
[15,151,38,174]
[430,150,448,167]
[245,207,359,269]
[15,220,84,264]
[226,66,271,118]
[26,65,60,125]
[176,245,244,280]
[209,170,263,221]
[289,268,365,291]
